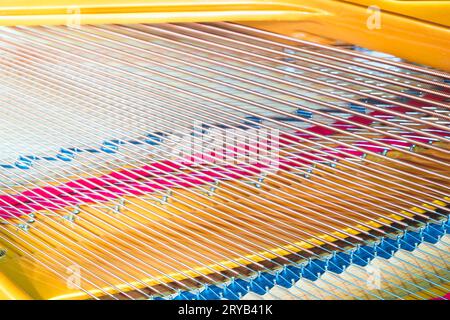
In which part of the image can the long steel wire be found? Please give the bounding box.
[0,23,448,298]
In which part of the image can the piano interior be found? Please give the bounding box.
[0,0,449,300]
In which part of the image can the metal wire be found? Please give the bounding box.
[0,22,448,300]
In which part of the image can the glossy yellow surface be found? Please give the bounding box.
[0,272,32,300]
[345,0,450,26]
[0,0,325,26]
